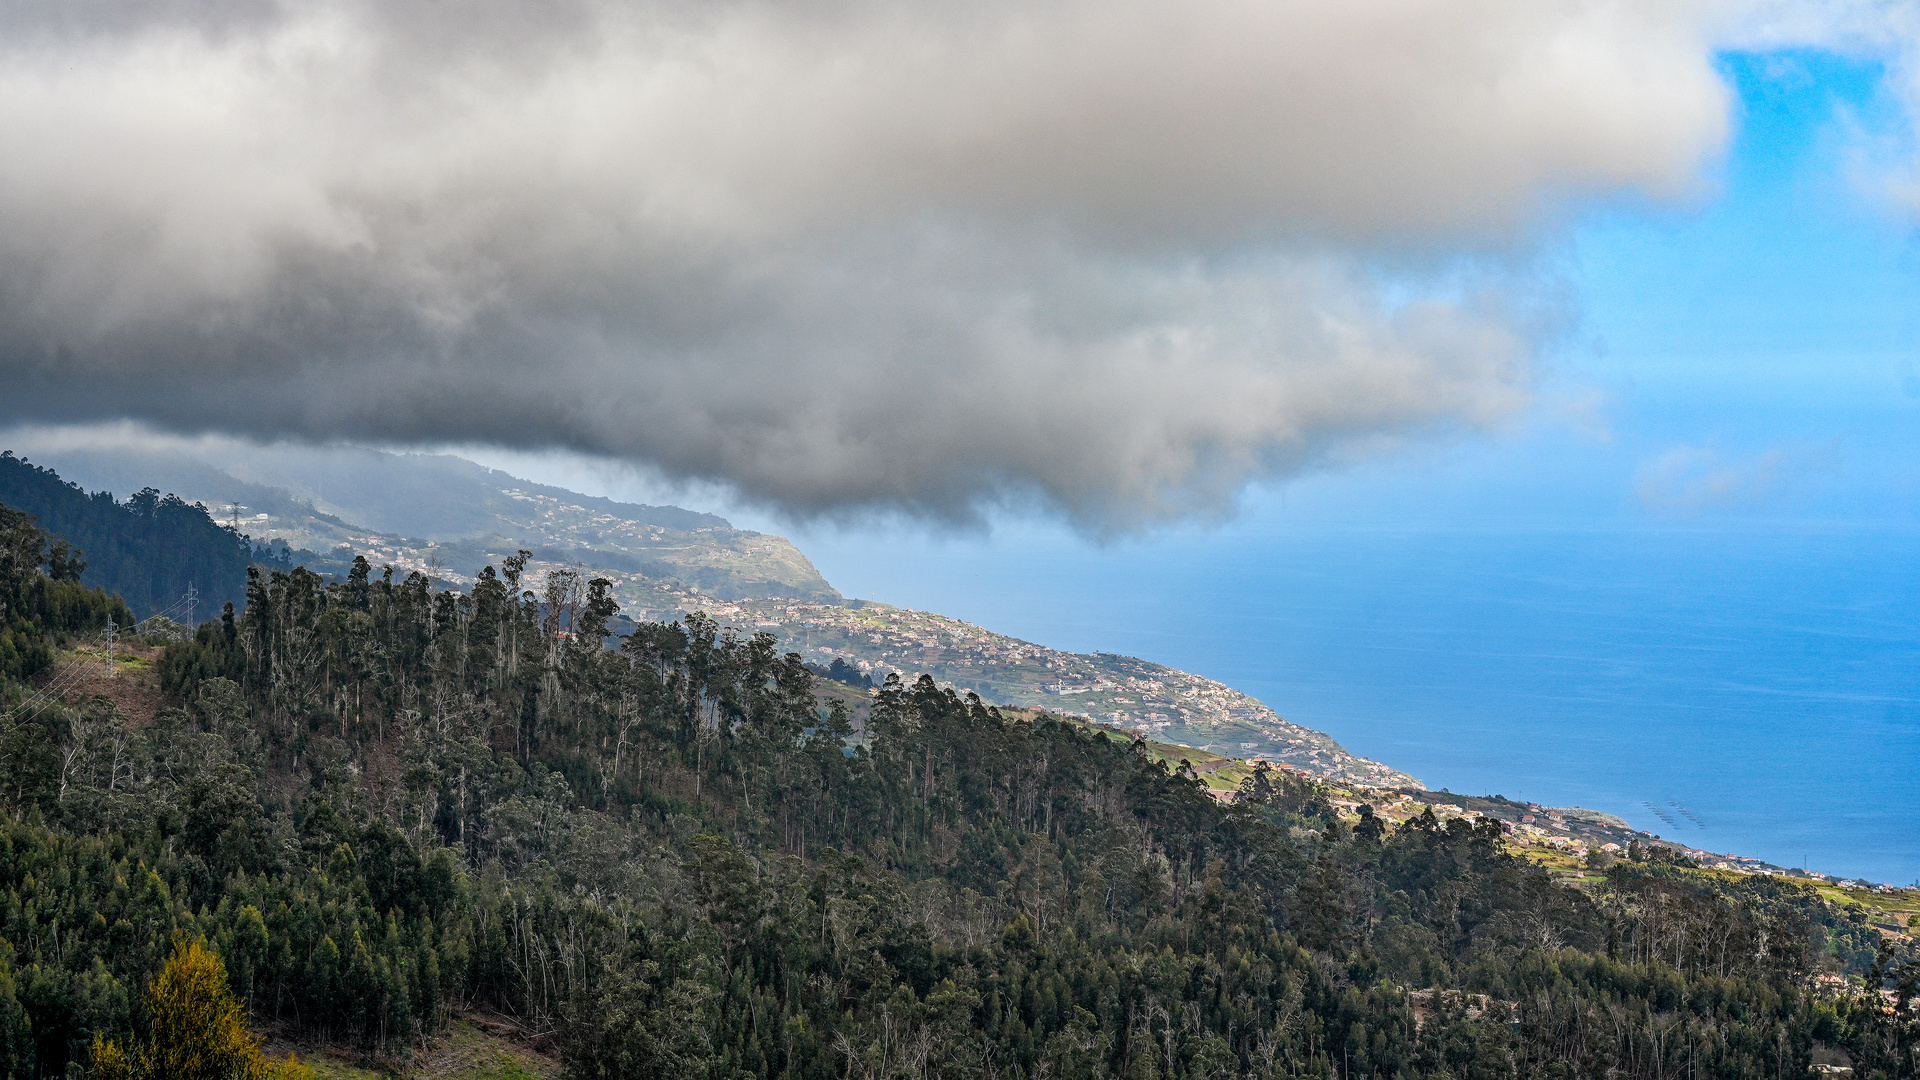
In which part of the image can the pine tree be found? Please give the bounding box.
[89,938,310,1080]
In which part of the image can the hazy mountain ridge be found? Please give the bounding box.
[14,444,838,602]
[7,444,1411,783]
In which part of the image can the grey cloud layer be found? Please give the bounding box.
[0,0,1738,527]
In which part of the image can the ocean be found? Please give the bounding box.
[803,521,1920,885]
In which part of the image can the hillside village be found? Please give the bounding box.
[1295,779,1915,900]
[1060,710,1919,903]
[662,593,1421,787]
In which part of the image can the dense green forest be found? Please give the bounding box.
[0,454,259,617]
[0,528,1913,1078]
[0,502,133,681]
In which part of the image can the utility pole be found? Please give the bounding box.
[184,584,197,630]
[102,621,116,677]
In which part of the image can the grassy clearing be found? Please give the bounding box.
[299,1056,386,1080]
[415,1019,559,1079]
[1075,722,1251,788]
[271,1019,559,1080]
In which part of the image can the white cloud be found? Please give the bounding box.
[1634,442,1839,515]
[0,0,1798,528]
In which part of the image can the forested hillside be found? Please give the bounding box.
[0,453,253,616]
[0,502,132,681]
[0,544,1913,1078]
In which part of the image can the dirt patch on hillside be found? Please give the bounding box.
[265,1015,561,1079]
[30,641,169,724]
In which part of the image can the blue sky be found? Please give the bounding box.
[1566,50,1920,519]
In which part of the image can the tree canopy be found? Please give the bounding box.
[0,552,1908,1078]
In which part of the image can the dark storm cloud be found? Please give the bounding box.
[0,0,1754,528]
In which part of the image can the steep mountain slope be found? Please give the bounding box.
[24,444,838,602]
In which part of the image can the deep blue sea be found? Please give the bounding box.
[801,522,1920,885]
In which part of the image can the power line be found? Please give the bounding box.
[5,590,175,726]
[5,645,103,728]
[133,586,200,637]
[7,662,86,721]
